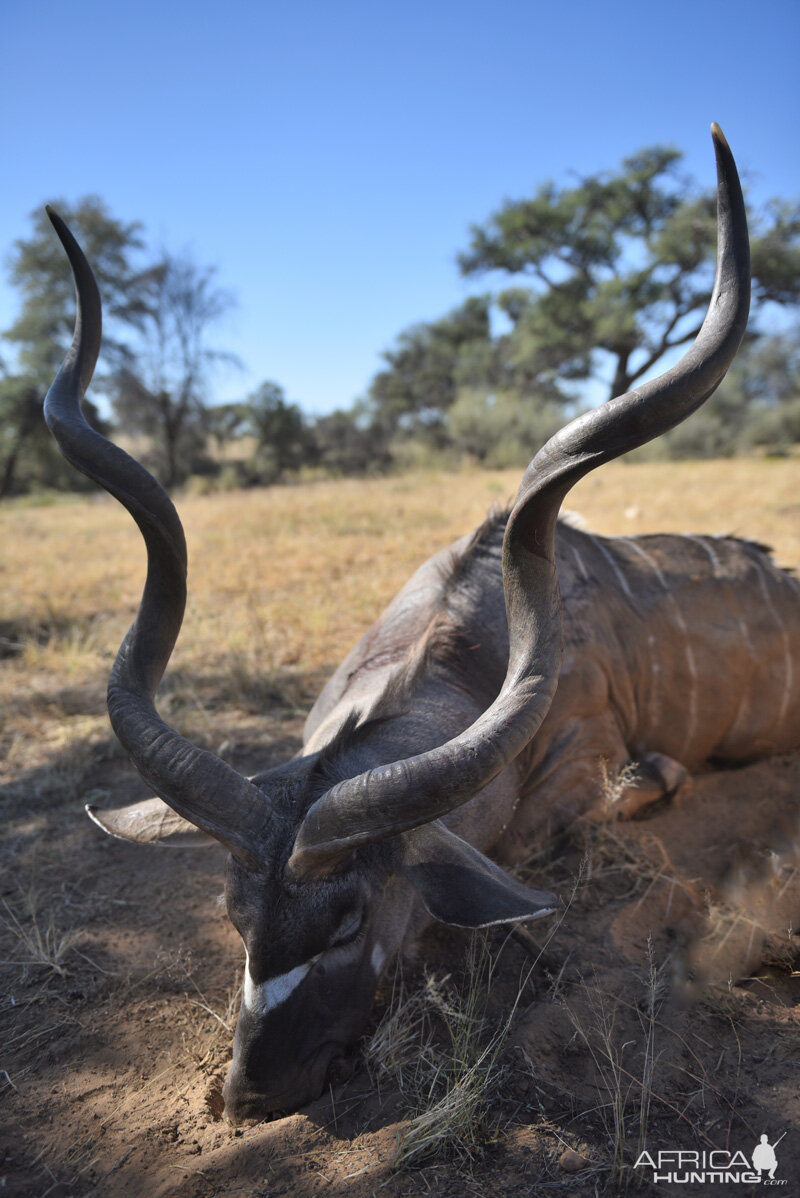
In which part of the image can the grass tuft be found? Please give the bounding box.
[368,936,510,1168]
[1,888,78,976]
[566,944,666,1187]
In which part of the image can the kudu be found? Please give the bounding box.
[43,127,798,1123]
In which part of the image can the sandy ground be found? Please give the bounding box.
[2,710,799,1197]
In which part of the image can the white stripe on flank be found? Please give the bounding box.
[685,533,756,739]
[591,536,635,600]
[625,538,697,760]
[243,950,314,1014]
[571,544,589,580]
[644,632,660,740]
[754,558,793,732]
[685,534,719,573]
[727,611,755,739]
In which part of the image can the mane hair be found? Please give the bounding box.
[314,507,511,780]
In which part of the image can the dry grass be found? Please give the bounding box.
[1,887,78,977]
[3,460,798,676]
[367,935,518,1169]
[564,939,667,1187]
[2,461,797,791]
[367,882,580,1173]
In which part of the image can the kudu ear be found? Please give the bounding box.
[86,797,216,847]
[391,822,557,929]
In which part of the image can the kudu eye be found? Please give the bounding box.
[330,906,364,948]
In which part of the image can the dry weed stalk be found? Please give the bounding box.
[1,889,78,976]
[365,971,437,1095]
[567,943,665,1187]
[178,976,243,1071]
[636,937,662,1160]
[596,758,641,819]
[368,893,575,1173]
[390,935,513,1169]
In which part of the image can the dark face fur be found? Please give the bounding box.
[216,743,562,1122]
[220,829,393,1122]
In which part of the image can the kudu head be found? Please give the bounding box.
[43,125,749,1122]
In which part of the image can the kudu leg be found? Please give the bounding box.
[497,713,689,861]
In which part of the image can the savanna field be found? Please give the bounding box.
[2,459,800,1196]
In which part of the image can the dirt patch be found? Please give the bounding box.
[2,721,799,1197]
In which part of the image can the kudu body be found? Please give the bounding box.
[307,517,800,865]
[42,128,797,1123]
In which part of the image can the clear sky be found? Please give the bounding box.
[1,0,798,414]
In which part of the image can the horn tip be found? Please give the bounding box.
[710,121,729,150]
[45,205,70,246]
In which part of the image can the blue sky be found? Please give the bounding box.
[1,0,798,414]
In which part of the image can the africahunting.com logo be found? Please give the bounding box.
[634,1133,786,1185]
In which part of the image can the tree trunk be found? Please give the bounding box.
[0,437,23,499]
[608,350,632,402]
[160,391,180,491]
[0,394,38,499]
[164,422,178,491]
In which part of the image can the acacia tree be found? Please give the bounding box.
[458,145,800,403]
[110,254,237,488]
[1,197,152,495]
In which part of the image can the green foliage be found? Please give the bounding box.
[639,330,800,459]
[245,381,315,482]
[1,197,154,497]
[2,199,239,495]
[5,196,152,387]
[447,387,564,466]
[0,373,110,498]
[750,201,800,305]
[364,293,572,465]
[460,143,800,410]
[312,405,390,475]
[363,141,800,463]
[367,297,494,443]
[459,145,721,401]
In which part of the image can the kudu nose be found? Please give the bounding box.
[222,1042,347,1123]
[221,1067,294,1125]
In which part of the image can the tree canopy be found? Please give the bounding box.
[1,198,152,496]
[365,143,800,464]
[459,145,800,402]
[5,197,153,387]
[110,252,237,488]
[2,200,239,494]
[244,381,314,482]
